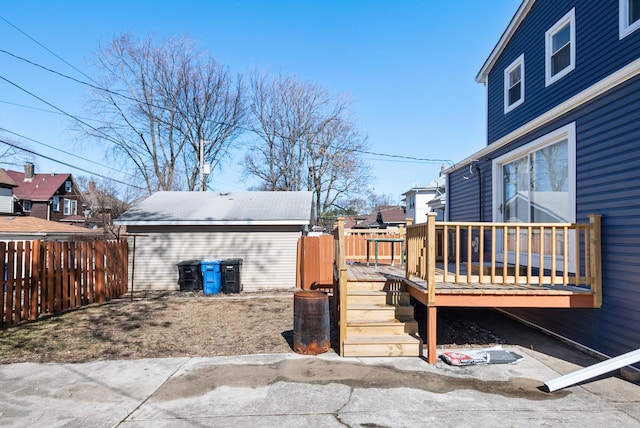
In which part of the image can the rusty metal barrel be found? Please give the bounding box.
[293,290,330,355]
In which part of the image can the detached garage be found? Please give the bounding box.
[115,191,312,291]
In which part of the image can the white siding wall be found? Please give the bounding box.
[126,226,302,291]
[0,188,13,214]
[406,191,436,224]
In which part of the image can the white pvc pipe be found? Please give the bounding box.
[544,348,640,392]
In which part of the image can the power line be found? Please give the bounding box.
[0,49,128,100]
[0,16,450,195]
[0,99,121,126]
[0,127,137,179]
[359,151,453,165]
[0,74,128,149]
[0,48,452,166]
[0,21,450,182]
[0,138,146,191]
[0,15,95,83]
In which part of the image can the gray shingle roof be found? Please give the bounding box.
[115,191,313,226]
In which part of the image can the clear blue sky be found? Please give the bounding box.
[0,1,521,202]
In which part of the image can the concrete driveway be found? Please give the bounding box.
[1,349,639,427]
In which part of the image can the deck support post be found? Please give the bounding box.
[426,305,437,364]
[426,213,437,306]
[334,217,347,356]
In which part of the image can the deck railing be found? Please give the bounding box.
[406,214,602,305]
[342,227,406,265]
[333,218,348,355]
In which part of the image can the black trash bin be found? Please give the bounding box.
[221,258,243,293]
[177,260,202,291]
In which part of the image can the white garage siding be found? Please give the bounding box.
[0,188,13,213]
[127,225,302,291]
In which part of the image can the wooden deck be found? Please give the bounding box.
[346,262,598,363]
[332,215,602,363]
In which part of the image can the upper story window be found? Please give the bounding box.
[23,200,32,212]
[52,196,60,212]
[620,0,640,38]
[63,198,77,216]
[65,180,72,192]
[545,8,576,87]
[504,54,525,113]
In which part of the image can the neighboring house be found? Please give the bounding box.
[6,163,83,223]
[375,205,408,228]
[81,181,128,228]
[445,0,640,359]
[0,168,17,214]
[402,175,446,224]
[0,215,103,240]
[115,191,313,291]
[343,214,370,229]
[349,205,407,229]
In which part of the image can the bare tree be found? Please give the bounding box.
[365,191,398,213]
[307,117,371,224]
[75,176,140,235]
[245,71,371,224]
[85,33,246,193]
[0,132,33,169]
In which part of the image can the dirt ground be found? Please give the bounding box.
[0,290,504,364]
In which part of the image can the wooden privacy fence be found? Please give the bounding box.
[296,229,407,290]
[1,238,128,329]
[343,228,406,264]
[297,235,334,290]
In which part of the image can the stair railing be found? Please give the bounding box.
[333,217,347,355]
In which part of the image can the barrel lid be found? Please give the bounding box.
[294,290,327,299]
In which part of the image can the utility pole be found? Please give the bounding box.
[199,139,204,191]
[199,140,210,191]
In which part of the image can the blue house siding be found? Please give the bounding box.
[486,0,640,144]
[450,73,640,358]
[447,162,492,222]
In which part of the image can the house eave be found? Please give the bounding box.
[475,0,536,84]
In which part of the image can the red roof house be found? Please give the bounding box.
[5,163,83,223]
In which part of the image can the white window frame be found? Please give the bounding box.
[63,198,77,216]
[52,196,60,212]
[65,180,72,192]
[620,0,640,38]
[504,54,525,113]
[492,123,577,270]
[545,8,576,87]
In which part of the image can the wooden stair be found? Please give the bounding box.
[342,279,422,357]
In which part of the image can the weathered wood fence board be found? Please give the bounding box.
[1,238,128,329]
[297,235,333,290]
[343,230,405,264]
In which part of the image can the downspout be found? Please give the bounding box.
[476,163,482,222]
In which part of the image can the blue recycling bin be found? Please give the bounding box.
[200,260,222,295]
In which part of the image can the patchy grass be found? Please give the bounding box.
[0,290,297,364]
